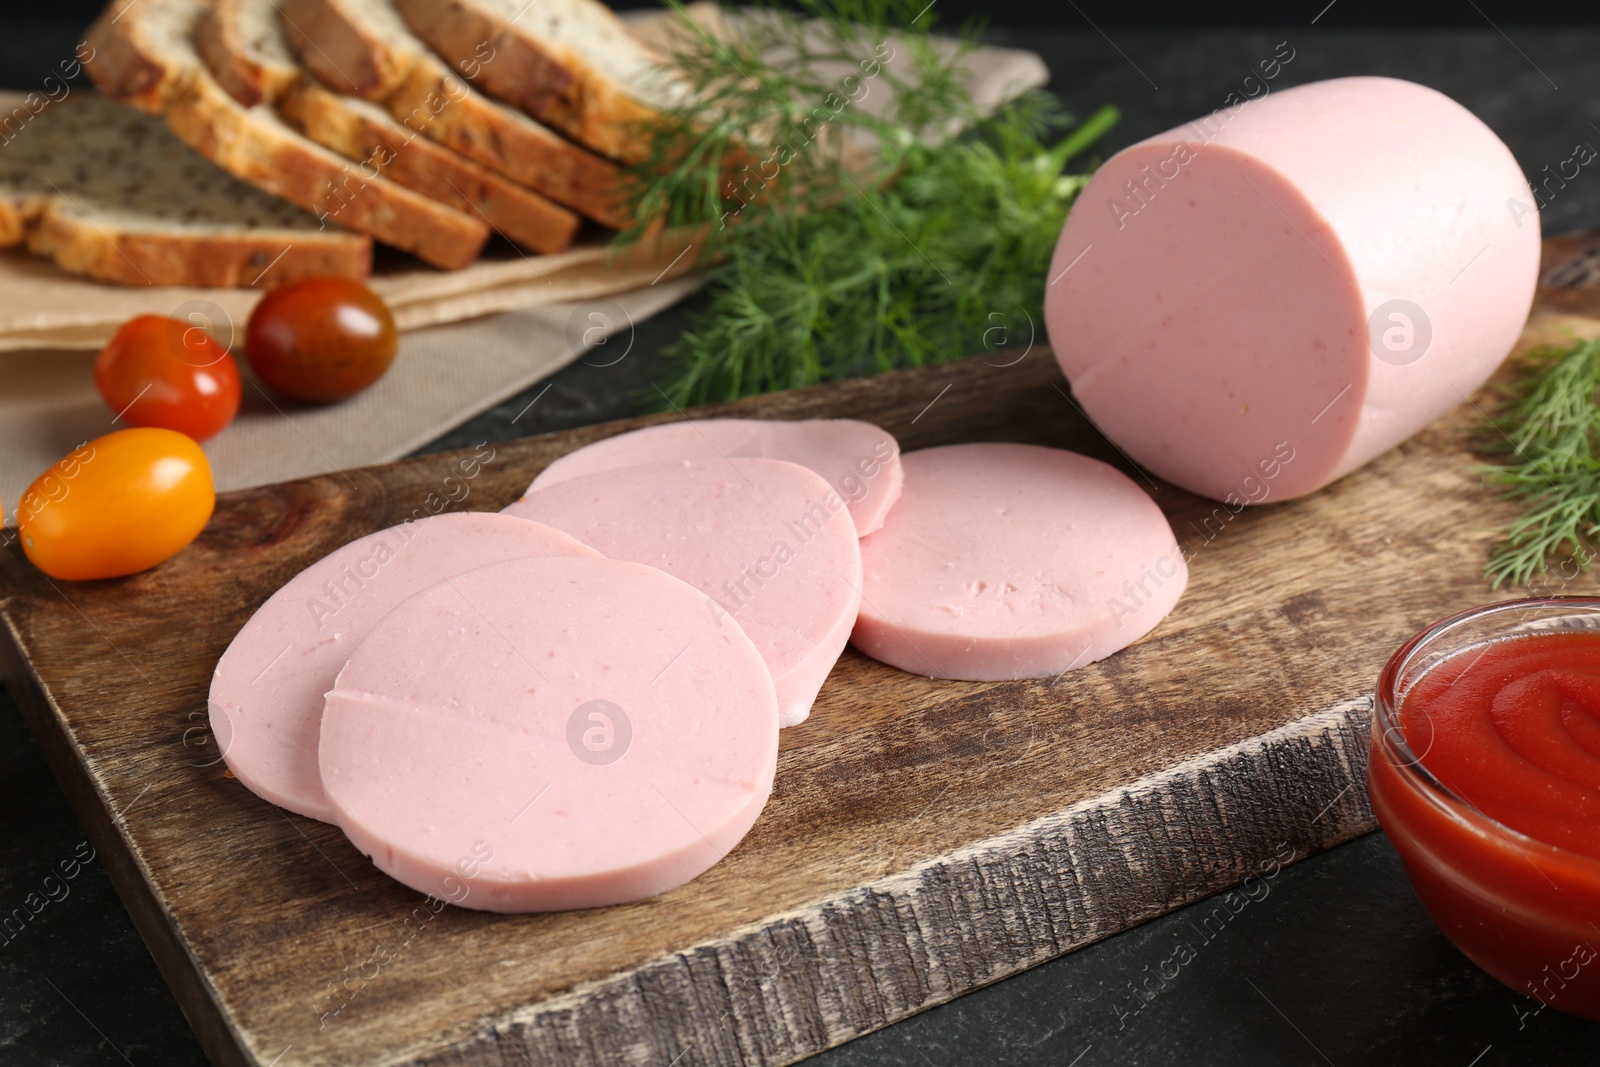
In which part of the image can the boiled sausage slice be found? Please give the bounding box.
[527,418,904,535]
[319,556,779,912]
[507,458,861,727]
[852,443,1185,680]
[1045,76,1540,503]
[209,511,598,822]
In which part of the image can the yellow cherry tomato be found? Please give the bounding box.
[17,428,215,581]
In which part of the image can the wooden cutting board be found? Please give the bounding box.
[3,233,1599,1067]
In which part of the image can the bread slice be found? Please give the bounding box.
[200,0,580,253]
[279,82,580,253]
[280,0,631,229]
[86,0,491,270]
[80,0,190,114]
[196,0,300,106]
[396,0,685,163]
[277,0,410,99]
[0,94,371,286]
[383,55,631,229]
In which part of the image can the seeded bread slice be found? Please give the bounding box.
[86,0,491,269]
[200,0,580,252]
[279,82,580,252]
[196,0,300,106]
[278,0,409,99]
[81,0,190,114]
[396,0,686,163]
[0,94,371,286]
[281,0,630,229]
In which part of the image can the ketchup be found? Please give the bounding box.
[1401,632,1600,858]
[1370,626,1600,1020]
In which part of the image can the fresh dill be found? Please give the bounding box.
[1481,337,1600,587]
[623,0,1117,406]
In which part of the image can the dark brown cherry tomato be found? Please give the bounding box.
[245,277,398,403]
[93,315,241,442]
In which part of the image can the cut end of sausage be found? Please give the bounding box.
[1048,140,1368,504]
[1046,76,1542,505]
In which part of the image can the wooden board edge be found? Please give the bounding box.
[0,611,254,1067]
[396,698,1378,1067]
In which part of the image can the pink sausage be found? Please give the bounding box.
[319,556,779,912]
[851,443,1185,680]
[507,458,861,727]
[209,511,598,822]
[1045,76,1541,504]
[528,418,905,535]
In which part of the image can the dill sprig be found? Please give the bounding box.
[1480,337,1600,587]
[623,0,977,250]
[622,0,1116,406]
[657,96,1115,404]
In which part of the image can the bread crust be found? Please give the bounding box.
[382,57,631,230]
[397,0,658,163]
[280,80,580,253]
[0,193,46,248]
[198,0,277,106]
[280,0,409,100]
[167,71,489,269]
[84,0,187,113]
[29,201,372,286]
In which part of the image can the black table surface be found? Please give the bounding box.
[4,17,1600,1067]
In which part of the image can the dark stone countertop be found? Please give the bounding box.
[4,19,1600,1067]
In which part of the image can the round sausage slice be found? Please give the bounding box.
[852,443,1186,680]
[527,418,904,535]
[209,511,599,822]
[506,458,861,727]
[319,556,779,912]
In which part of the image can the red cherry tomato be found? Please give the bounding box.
[94,315,241,442]
[245,277,398,403]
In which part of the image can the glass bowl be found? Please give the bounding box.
[1368,597,1600,1019]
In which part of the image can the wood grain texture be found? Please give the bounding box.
[3,235,1600,1066]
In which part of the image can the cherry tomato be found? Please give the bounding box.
[94,315,241,442]
[245,277,398,403]
[17,429,215,581]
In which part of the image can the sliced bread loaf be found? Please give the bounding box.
[202,0,580,253]
[0,94,371,286]
[86,0,491,270]
[396,0,686,163]
[281,0,631,229]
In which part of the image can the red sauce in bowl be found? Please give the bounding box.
[1369,601,1600,1019]
[1400,632,1600,858]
